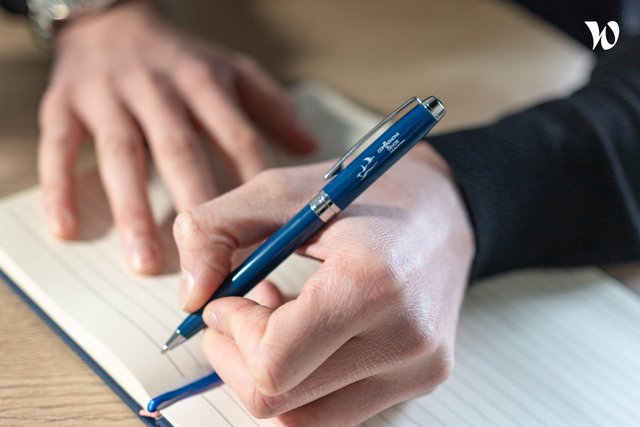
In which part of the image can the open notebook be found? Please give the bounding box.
[1,82,639,426]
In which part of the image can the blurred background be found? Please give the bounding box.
[0,0,593,197]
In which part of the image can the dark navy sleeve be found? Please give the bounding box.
[1,0,27,15]
[429,32,640,280]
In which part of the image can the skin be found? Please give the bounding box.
[38,2,475,423]
[174,144,475,426]
[38,0,315,274]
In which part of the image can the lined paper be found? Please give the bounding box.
[1,82,639,426]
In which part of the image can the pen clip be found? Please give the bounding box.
[323,97,423,180]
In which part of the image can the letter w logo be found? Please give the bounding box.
[585,21,620,50]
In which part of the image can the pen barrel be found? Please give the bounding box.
[323,103,438,208]
[212,206,325,299]
[179,204,324,339]
[171,100,441,344]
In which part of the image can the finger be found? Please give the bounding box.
[201,321,402,418]
[173,165,326,311]
[118,71,217,211]
[173,62,272,181]
[202,259,367,396]
[37,89,86,239]
[245,280,286,309]
[203,327,292,419]
[276,351,452,427]
[173,172,301,311]
[277,376,394,427]
[75,84,163,274]
[234,56,316,154]
[203,312,451,421]
[275,369,429,427]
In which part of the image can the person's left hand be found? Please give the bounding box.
[38,0,315,274]
[173,143,474,426]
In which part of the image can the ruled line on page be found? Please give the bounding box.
[477,285,640,417]
[7,207,189,378]
[4,200,250,427]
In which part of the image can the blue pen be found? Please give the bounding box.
[161,95,445,352]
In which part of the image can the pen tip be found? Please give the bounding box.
[161,331,187,353]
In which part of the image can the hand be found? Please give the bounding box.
[174,144,474,426]
[37,0,315,274]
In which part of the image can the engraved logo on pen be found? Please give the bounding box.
[357,156,378,180]
[377,131,405,154]
[585,21,619,51]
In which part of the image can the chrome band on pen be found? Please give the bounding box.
[309,190,341,222]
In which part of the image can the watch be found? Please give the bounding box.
[26,0,120,43]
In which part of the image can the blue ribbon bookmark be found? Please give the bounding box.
[147,371,223,412]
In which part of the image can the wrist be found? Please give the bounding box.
[410,141,476,275]
[409,142,455,181]
[52,0,162,47]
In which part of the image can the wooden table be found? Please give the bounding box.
[0,1,636,425]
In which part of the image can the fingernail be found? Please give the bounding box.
[130,238,161,274]
[49,208,74,238]
[179,270,195,310]
[204,308,219,329]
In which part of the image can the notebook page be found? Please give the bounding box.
[371,269,640,427]
[0,81,378,427]
[0,172,262,426]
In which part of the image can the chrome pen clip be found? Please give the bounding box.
[323,97,424,180]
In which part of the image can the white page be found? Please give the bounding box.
[375,269,640,427]
[0,82,377,427]
[1,82,640,427]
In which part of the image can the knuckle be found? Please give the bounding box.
[96,131,141,159]
[254,168,291,196]
[173,210,206,250]
[153,130,196,160]
[368,262,399,296]
[188,60,214,82]
[39,129,70,154]
[112,205,151,232]
[38,88,65,127]
[252,168,306,215]
[345,252,401,309]
[173,208,239,253]
[229,302,260,335]
[402,322,436,359]
[230,129,262,152]
[431,349,454,385]
[245,388,281,419]
[132,68,160,88]
[249,349,289,397]
[414,347,454,394]
[182,60,227,92]
[398,312,454,370]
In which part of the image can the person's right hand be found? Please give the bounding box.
[174,144,474,425]
[38,0,315,274]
